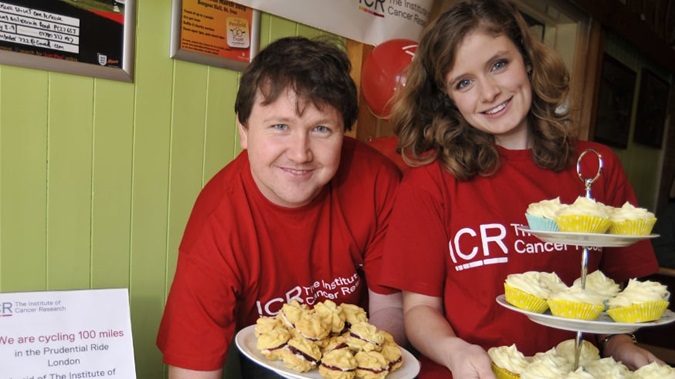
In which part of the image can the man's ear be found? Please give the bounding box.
[237,115,248,150]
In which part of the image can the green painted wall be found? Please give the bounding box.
[0,2,331,378]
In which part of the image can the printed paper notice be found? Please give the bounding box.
[0,288,136,379]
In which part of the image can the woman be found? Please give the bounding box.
[381,0,662,378]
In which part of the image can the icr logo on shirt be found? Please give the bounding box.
[448,223,594,271]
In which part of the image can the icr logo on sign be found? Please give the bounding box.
[359,0,385,17]
[0,302,12,317]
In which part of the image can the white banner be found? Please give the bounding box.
[230,0,434,46]
[0,288,136,379]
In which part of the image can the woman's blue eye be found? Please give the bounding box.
[314,125,330,133]
[272,124,288,130]
[456,79,471,90]
[493,60,507,71]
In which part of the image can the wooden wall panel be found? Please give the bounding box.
[0,68,49,291]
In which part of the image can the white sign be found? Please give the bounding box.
[0,288,136,379]
[231,0,434,46]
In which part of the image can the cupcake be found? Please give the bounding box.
[555,339,599,367]
[582,357,631,379]
[563,367,594,378]
[608,201,657,235]
[530,348,572,370]
[488,344,530,379]
[547,286,606,320]
[631,361,675,379]
[504,271,565,313]
[571,270,620,300]
[606,279,670,323]
[520,359,570,379]
[555,197,612,233]
[525,197,563,231]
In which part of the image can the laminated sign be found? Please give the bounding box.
[0,288,136,379]
[230,0,434,45]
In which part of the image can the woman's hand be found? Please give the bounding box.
[445,337,497,379]
[602,334,664,370]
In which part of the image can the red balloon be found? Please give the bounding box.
[361,39,417,119]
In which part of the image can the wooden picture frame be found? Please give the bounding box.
[633,68,670,148]
[593,54,637,149]
[0,0,136,82]
[170,0,260,71]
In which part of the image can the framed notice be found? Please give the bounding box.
[593,54,636,149]
[170,0,260,71]
[633,68,670,148]
[0,0,136,82]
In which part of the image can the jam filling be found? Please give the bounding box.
[288,345,319,364]
[320,363,356,372]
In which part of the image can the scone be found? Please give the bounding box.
[487,344,529,379]
[294,309,332,342]
[314,299,346,335]
[346,321,386,352]
[547,286,606,320]
[608,202,657,235]
[555,197,612,233]
[607,279,670,323]
[279,336,322,372]
[318,348,357,379]
[354,351,389,379]
[340,303,369,326]
[525,197,563,231]
[277,300,308,328]
[380,332,403,372]
[255,324,291,361]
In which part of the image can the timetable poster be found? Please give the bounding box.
[0,0,125,68]
[0,288,136,379]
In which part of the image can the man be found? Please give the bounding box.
[157,36,405,378]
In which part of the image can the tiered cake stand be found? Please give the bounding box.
[496,149,675,369]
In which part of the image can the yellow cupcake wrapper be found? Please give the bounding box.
[491,362,520,379]
[504,283,549,314]
[547,299,604,321]
[555,215,612,234]
[608,218,657,236]
[607,300,669,323]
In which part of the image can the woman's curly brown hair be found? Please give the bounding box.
[391,0,577,181]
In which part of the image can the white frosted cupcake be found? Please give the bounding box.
[607,279,670,323]
[504,272,562,313]
[520,359,570,379]
[563,367,594,378]
[555,339,599,367]
[631,361,675,378]
[547,287,606,320]
[488,344,530,379]
[572,270,620,300]
[525,197,563,231]
[555,197,612,233]
[530,348,573,372]
[608,202,657,235]
[582,357,631,379]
